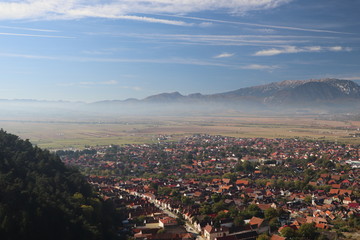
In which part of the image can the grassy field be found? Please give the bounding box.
[1,114,360,149]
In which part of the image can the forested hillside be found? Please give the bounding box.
[0,130,120,240]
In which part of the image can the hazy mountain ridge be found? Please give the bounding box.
[133,78,360,105]
[1,79,359,117]
[260,79,360,104]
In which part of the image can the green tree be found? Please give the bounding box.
[246,204,263,218]
[212,200,226,213]
[298,223,318,240]
[280,227,297,239]
[269,218,280,232]
[0,130,120,240]
[256,233,270,240]
[222,172,237,183]
[199,203,212,215]
[234,216,245,227]
[304,195,313,204]
[264,207,278,220]
[181,196,194,206]
[211,193,221,203]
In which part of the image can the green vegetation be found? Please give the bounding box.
[0,130,120,240]
[280,223,319,240]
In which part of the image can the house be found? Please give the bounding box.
[248,217,269,234]
[343,197,353,205]
[203,225,229,240]
[339,189,352,196]
[236,180,249,186]
[159,217,178,228]
[270,235,286,240]
[228,231,258,240]
[134,228,161,239]
[215,235,237,240]
[315,223,329,230]
[329,189,339,195]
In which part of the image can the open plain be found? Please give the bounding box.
[1,114,360,150]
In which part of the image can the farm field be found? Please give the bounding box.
[1,114,360,149]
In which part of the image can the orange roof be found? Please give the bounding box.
[257,204,272,211]
[331,175,341,180]
[271,235,286,240]
[236,179,249,185]
[315,223,328,229]
[249,217,264,227]
[329,189,339,194]
[339,189,352,195]
[222,178,231,184]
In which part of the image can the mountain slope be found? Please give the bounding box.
[216,79,360,103]
[86,78,360,114]
[0,130,119,240]
[88,78,360,107]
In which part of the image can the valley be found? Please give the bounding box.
[1,114,360,149]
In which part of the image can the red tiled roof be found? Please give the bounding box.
[249,217,264,227]
[236,180,249,185]
[329,189,339,194]
[270,235,286,240]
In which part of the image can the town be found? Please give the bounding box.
[57,134,360,240]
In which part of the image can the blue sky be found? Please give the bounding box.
[0,0,359,102]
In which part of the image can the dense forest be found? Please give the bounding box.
[0,130,120,240]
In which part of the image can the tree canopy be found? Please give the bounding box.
[0,130,119,240]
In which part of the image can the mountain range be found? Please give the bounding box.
[1,78,359,117]
[95,78,360,106]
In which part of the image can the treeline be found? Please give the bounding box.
[0,130,120,240]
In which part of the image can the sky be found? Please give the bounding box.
[0,0,359,102]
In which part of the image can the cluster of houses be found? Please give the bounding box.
[60,134,360,239]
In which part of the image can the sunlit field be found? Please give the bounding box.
[1,114,360,149]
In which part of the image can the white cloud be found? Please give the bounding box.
[0,32,73,38]
[214,52,235,58]
[254,46,353,56]
[0,51,236,68]
[0,25,58,32]
[0,0,292,25]
[79,80,118,85]
[102,80,118,85]
[328,46,352,52]
[254,48,286,56]
[326,76,360,81]
[110,33,308,47]
[305,46,322,52]
[114,15,192,26]
[120,86,142,91]
[0,52,60,60]
[58,81,142,91]
[59,80,118,87]
[0,0,351,36]
[160,14,351,34]
[241,64,279,70]
[198,22,213,27]
[256,28,276,33]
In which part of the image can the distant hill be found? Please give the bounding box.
[0,130,120,240]
[92,78,360,106]
[0,79,359,117]
[87,78,360,114]
[214,78,360,104]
